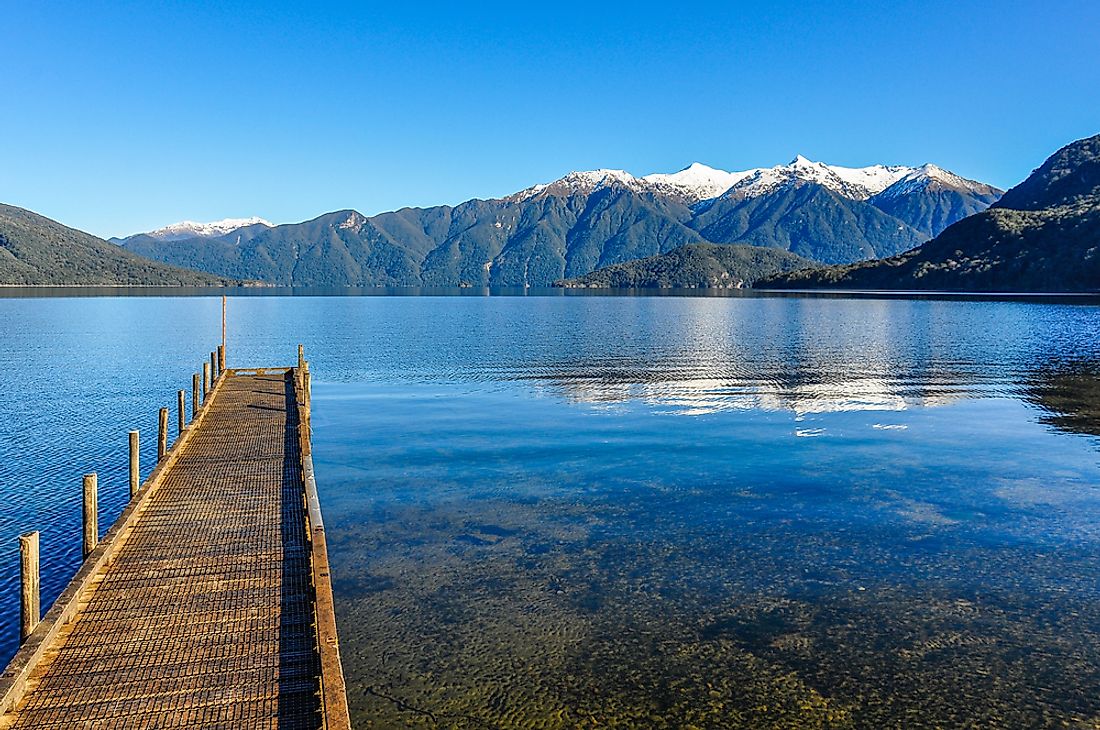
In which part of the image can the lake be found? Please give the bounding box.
[1,290,1099,727]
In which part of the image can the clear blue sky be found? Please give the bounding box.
[2,0,1097,238]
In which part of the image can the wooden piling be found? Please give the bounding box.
[129,430,140,498]
[192,373,200,418]
[82,474,98,559]
[19,531,39,643]
[210,351,218,382]
[298,344,304,369]
[177,390,186,436]
[217,344,225,374]
[203,363,211,402]
[158,408,168,461]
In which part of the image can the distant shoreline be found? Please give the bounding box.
[0,285,1098,303]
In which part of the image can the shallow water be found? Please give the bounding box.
[1,292,1099,727]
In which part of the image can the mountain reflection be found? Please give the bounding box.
[507,297,1056,415]
[1026,360,1100,438]
[520,357,972,416]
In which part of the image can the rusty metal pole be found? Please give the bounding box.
[129,430,140,498]
[82,473,98,559]
[19,531,39,643]
[158,408,168,461]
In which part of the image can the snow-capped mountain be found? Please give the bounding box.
[871,163,1000,200]
[146,217,273,241]
[867,164,1004,237]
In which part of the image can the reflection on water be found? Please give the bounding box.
[1028,361,1100,438]
[1,293,1099,727]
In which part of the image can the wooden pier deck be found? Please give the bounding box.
[0,357,349,728]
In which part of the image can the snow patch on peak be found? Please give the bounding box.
[643,163,755,202]
[148,217,273,241]
[337,211,367,230]
[914,163,969,188]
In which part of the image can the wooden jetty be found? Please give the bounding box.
[0,306,350,728]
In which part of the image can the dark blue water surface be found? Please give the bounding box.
[1,291,1099,727]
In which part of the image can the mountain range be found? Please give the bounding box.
[0,204,236,286]
[763,134,1100,292]
[112,157,1000,288]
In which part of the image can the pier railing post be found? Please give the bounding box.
[158,408,168,461]
[19,531,39,643]
[218,344,225,374]
[210,351,218,382]
[129,430,140,498]
[203,363,211,402]
[177,390,186,436]
[298,344,304,370]
[82,473,98,559]
[192,373,200,418]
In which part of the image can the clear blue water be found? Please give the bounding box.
[1,291,1099,727]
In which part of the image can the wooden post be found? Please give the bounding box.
[298,344,304,369]
[82,473,98,559]
[177,390,186,436]
[210,351,218,382]
[158,407,168,461]
[129,430,140,498]
[192,373,201,418]
[221,295,227,370]
[19,531,39,643]
[203,362,211,402]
